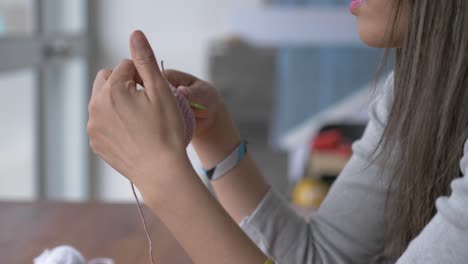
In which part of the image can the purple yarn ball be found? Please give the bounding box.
[170,85,195,147]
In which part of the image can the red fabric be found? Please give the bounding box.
[311,130,352,157]
[312,130,343,151]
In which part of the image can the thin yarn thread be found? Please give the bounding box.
[130,60,195,264]
[131,182,155,264]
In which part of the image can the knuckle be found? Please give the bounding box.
[88,131,102,155]
[97,69,111,79]
[86,121,95,136]
[88,101,97,114]
[89,140,99,154]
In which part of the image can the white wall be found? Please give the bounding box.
[94,0,262,78]
[93,0,262,201]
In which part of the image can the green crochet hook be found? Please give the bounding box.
[160,61,207,111]
[189,102,206,110]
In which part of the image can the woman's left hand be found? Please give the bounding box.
[87,30,191,197]
[88,31,269,264]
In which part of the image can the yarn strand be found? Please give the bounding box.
[128,60,194,264]
[130,182,155,264]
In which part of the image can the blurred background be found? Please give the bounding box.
[0,0,387,211]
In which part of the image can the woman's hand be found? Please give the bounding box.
[164,70,237,139]
[88,31,269,264]
[164,70,242,169]
[87,30,192,198]
[162,70,220,138]
[164,69,270,225]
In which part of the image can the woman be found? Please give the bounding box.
[87,0,468,263]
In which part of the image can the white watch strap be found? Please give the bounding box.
[202,141,247,181]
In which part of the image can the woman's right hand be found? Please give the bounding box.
[166,70,270,226]
[165,70,242,168]
[164,69,225,138]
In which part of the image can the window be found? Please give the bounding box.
[0,0,91,201]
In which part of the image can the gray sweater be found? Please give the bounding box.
[240,72,468,263]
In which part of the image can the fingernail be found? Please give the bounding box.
[131,30,148,50]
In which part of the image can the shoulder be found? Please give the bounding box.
[369,71,395,129]
[351,71,395,163]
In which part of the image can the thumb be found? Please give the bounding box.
[129,30,166,99]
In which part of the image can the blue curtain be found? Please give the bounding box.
[270,0,383,147]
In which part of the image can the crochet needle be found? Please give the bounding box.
[189,102,206,110]
[160,61,207,110]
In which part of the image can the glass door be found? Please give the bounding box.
[0,0,91,201]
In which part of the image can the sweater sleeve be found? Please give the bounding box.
[240,73,396,263]
[396,142,468,264]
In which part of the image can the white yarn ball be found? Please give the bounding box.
[34,245,86,264]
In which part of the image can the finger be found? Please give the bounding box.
[98,69,112,80]
[108,59,137,87]
[108,60,141,97]
[92,69,112,95]
[177,84,208,107]
[126,80,137,94]
[129,30,169,100]
[164,69,197,88]
[177,86,192,100]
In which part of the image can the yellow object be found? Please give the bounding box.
[264,259,274,264]
[292,177,329,208]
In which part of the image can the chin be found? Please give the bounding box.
[358,29,387,47]
[357,20,403,48]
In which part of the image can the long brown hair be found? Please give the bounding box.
[376,0,468,259]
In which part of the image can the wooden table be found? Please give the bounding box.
[0,202,193,264]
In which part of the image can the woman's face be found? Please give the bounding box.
[350,0,406,47]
